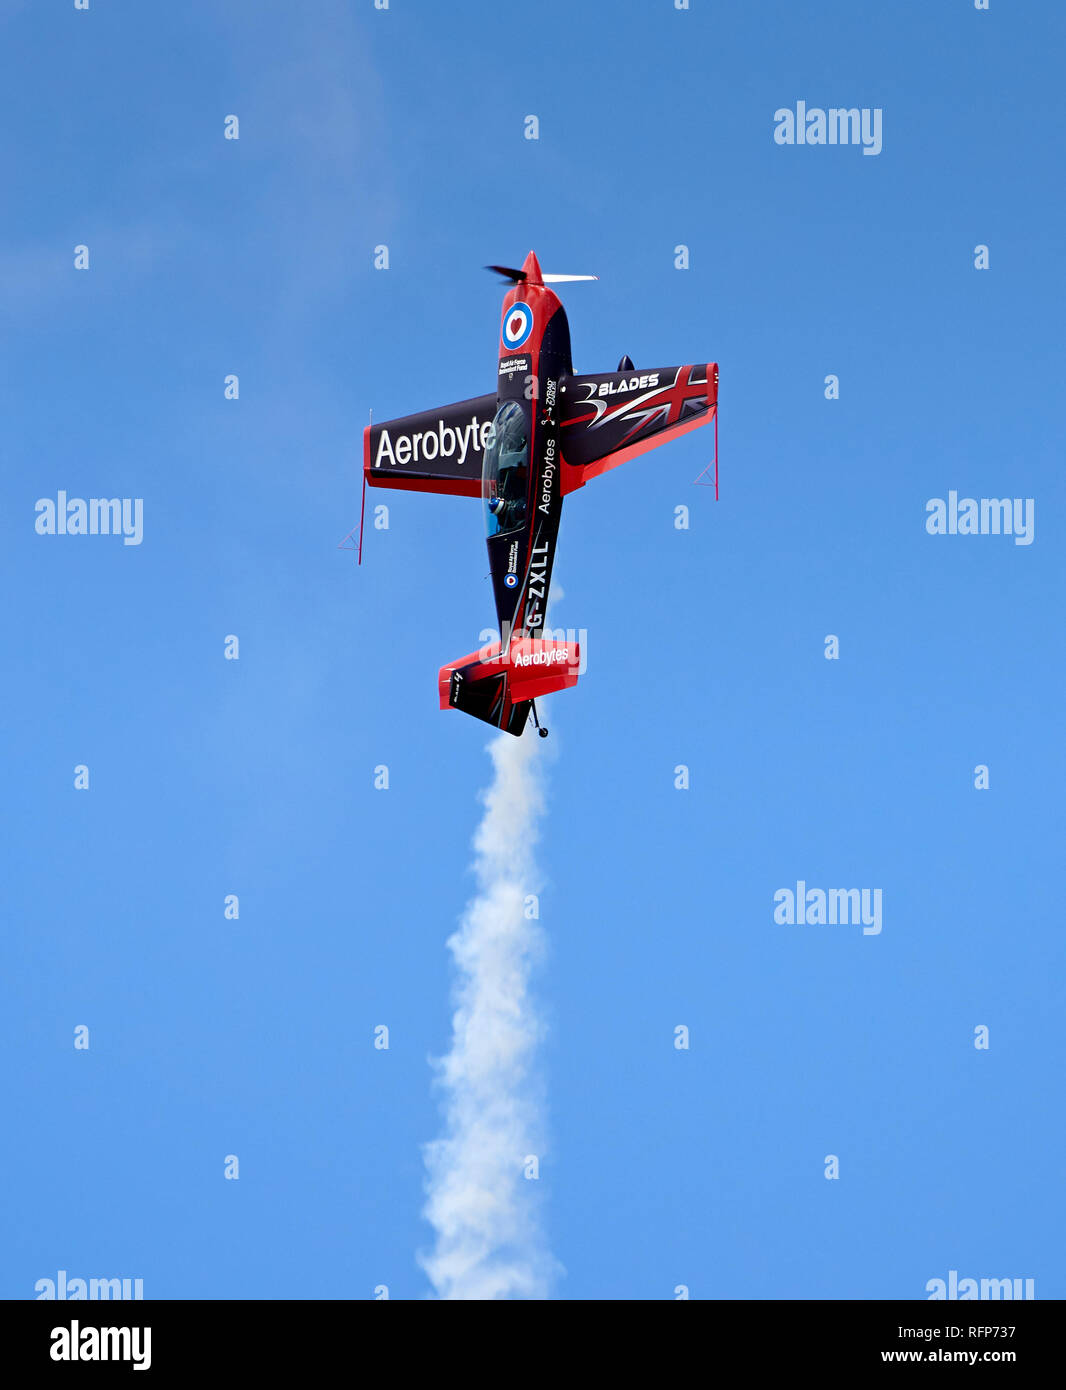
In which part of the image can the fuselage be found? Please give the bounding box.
[484,253,572,643]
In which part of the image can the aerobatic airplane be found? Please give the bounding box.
[363,250,718,736]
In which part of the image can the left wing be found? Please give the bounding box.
[364,393,497,498]
[558,362,717,490]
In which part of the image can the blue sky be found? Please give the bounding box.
[2,0,1063,1299]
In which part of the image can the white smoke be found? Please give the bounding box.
[419,728,557,1300]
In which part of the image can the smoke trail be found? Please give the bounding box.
[419,729,556,1300]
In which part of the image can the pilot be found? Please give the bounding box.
[491,442,527,531]
[488,492,524,533]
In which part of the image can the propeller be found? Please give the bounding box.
[486,264,597,285]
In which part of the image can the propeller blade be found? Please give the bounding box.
[486,265,598,285]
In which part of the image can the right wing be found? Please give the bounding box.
[364,394,496,497]
[559,363,717,491]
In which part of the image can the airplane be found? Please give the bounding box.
[363,250,718,737]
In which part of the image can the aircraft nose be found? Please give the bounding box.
[521,250,543,285]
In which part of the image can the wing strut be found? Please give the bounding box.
[358,408,371,563]
[358,466,367,564]
[693,401,719,498]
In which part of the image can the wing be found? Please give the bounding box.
[558,362,717,490]
[364,393,496,497]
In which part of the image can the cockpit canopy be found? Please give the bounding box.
[483,400,529,537]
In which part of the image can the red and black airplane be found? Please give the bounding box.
[363,250,718,737]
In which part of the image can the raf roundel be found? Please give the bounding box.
[502,302,533,350]
[504,573,519,588]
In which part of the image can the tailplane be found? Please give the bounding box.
[439,636,581,736]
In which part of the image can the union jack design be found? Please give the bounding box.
[558,363,716,470]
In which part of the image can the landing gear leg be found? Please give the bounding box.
[530,701,549,739]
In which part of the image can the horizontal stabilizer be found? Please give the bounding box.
[439,637,582,736]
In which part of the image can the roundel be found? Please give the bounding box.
[502,302,533,350]
[504,573,519,588]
